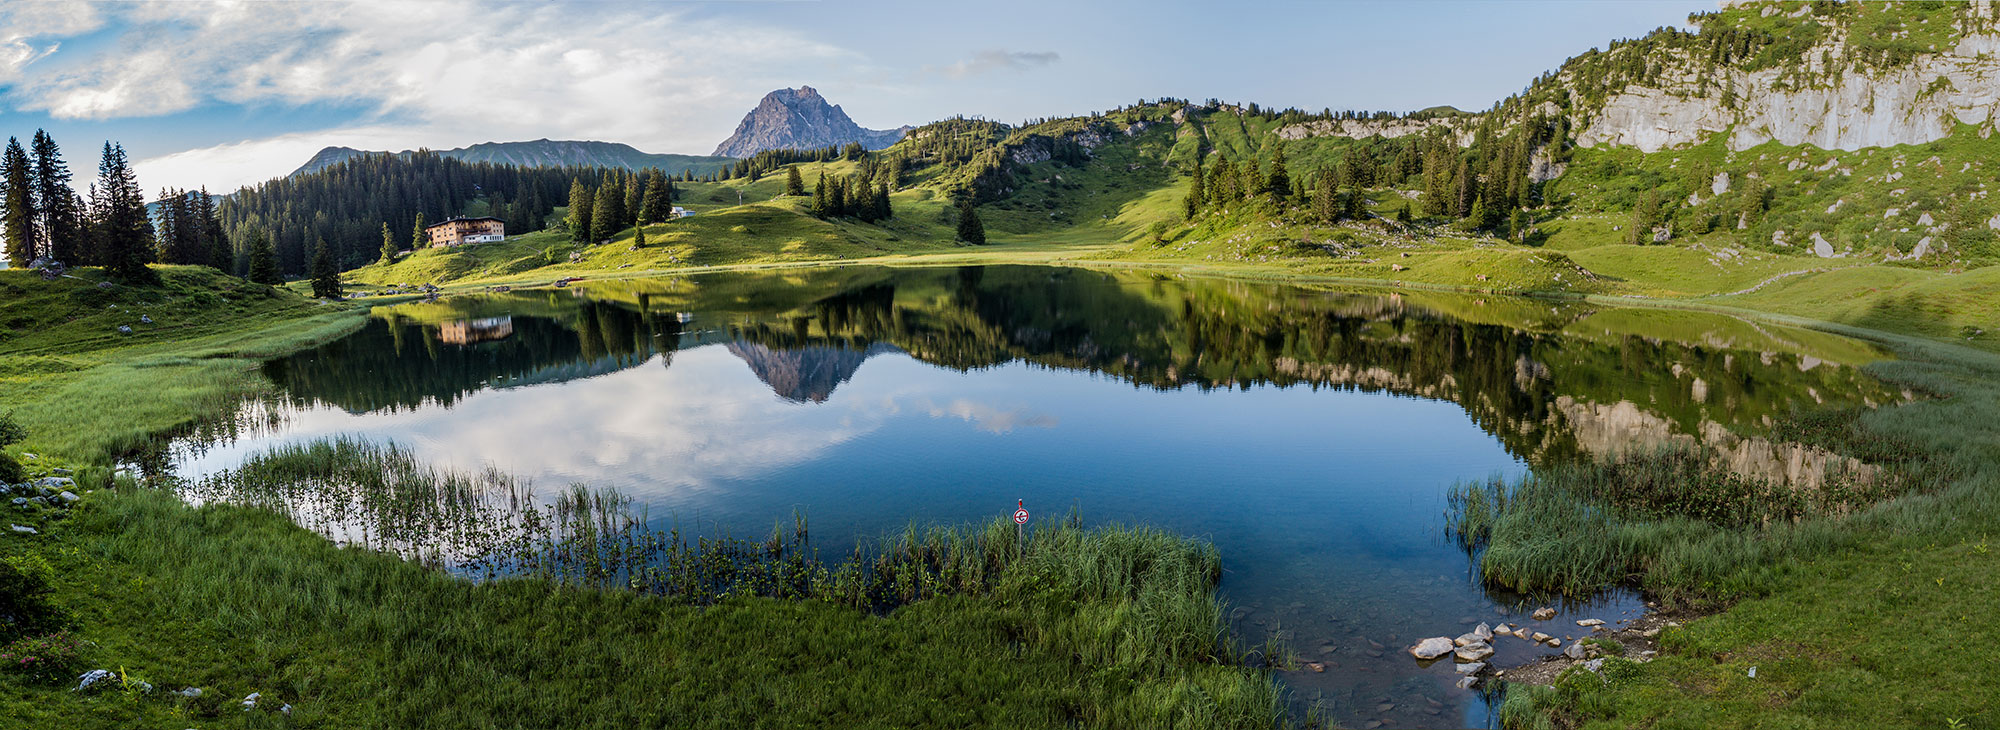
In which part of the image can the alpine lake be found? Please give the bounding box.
[161,265,1902,729]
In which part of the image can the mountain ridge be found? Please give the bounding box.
[290,139,737,177]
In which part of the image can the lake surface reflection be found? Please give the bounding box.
[174,265,1898,729]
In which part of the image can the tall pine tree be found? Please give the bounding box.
[411,212,428,250]
[590,182,623,242]
[94,142,155,284]
[30,131,82,263]
[310,237,341,298]
[379,222,398,263]
[566,179,593,242]
[0,138,34,267]
[955,199,985,245]
[247,229,279,284]
[785,166,805,196]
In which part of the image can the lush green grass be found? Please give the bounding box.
[0,266,365,462]
[1,463,1289,729]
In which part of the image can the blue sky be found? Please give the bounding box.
[0,1,1712,193]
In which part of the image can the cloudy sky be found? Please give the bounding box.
[0,0,1709,193]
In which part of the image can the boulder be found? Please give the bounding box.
[10,524,35,535]
[1454,662,1486,675]
[1532,607,1556,620]
[1564,641,1587,660]
[1410,637,1454,660]
[1473,622,1493,642]
[1454,642,1494,662]
[57,491,79,504]
[117,325,133,335]
[36,477,74,488]
[1576,618,1605,627]
[180,687,203,698]
[1530,632,1552,643]
[1455,675,1478,689]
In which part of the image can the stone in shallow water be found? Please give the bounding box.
[1454,642,1493,662]
[1409,637,1454,660]
[1532,607,1556,620]
[1454,662,1485,675]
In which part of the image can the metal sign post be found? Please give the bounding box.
[1013,499,1030,549]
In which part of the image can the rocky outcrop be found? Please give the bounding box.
[711,86,909,157]
[1574,24,2000,153]
[1277,117,1476,146]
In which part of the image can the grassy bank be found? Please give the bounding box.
[0,266,368,462]
[1454,332,2000,728]
[2,443,1289,729]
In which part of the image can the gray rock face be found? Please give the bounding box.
[1575,29,2000,153]
[711,86,910,158]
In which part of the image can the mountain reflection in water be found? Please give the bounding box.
[181,265,1899,730]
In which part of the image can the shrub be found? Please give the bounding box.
[0,631,88,683]
[0,553,66,641]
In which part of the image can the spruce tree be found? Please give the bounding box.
[1313,167,1338,224]
[2,138,38,266]
[785,166,805,196]
[95,143,155,284]
[310,237,341,298]
[566,179,593,242]
[379,222,398,264]
[1397,202,1413,225]
[195,188,229,271]
[811,172,829,218]
[624,174,643,229]
[591,182,623,241]
[30,132,83,264]
[1184,159,1206,221]
[247,230,279,284]
[30,131,81,263]
[639,169,671,223]
[955,199,985,245]
[633,224,646,250]
[1266,146,1291,203]
[876,181,892,220]
[411,212,428,250]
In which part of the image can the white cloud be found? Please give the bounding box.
[18,1,867,191]
[931,49,1060,78]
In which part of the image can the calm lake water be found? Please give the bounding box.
[171,265,1898,729]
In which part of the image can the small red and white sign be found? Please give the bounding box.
[1013,500,1030,525]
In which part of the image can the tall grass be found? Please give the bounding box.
[128,437,1289,728]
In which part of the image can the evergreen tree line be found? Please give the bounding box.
[1177,113,1568,239]
[564,167,677,244]
[1,129,158,283]
[152,188,230,269]
[806,169,893,222]
[219,151,620,276]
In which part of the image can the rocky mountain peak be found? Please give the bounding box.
[711,86,909,157]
